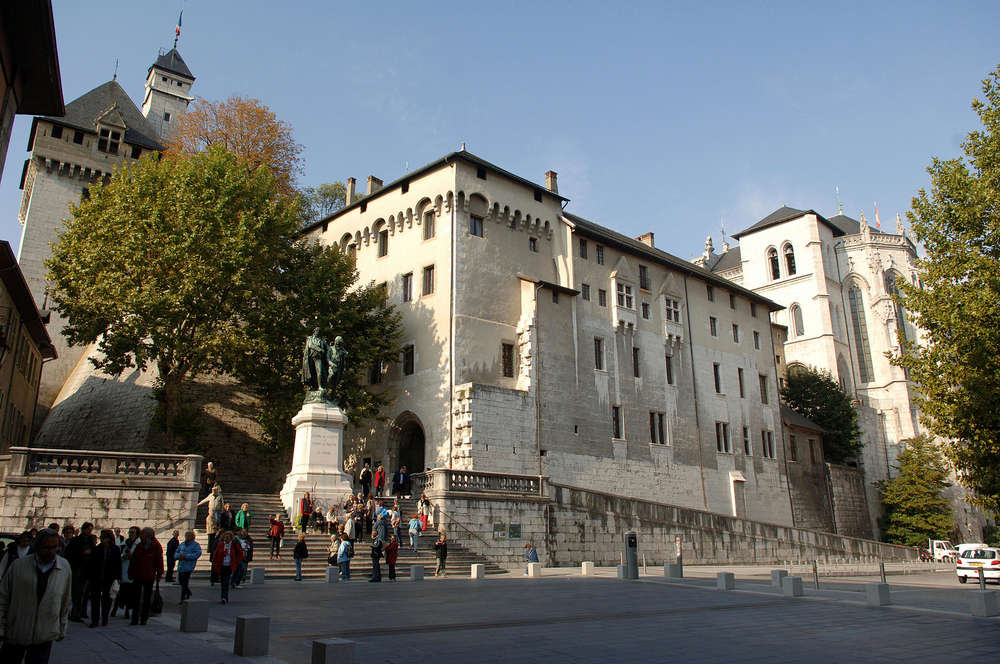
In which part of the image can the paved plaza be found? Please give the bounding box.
[50,566,1000,664]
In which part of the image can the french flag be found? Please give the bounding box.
[176,10,183,37]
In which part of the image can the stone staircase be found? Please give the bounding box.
[193,492,505,579]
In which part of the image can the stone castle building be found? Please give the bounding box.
[15,47,195,428]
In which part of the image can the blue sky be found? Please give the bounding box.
[3,1,998,260]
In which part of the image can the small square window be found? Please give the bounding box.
[581,284,591,301]
[529,237,538,252]
[130,145,141,159]
[641,302,650,319]
[403,345,415,375]
[401,180,409,194]
[534,189,543,202]
[73,130,84,145]
[476,166,487,180]
[163,112,171,122]
[596,245,605,265]
[50,125,63,139]
[469,215,484,237]
[598,289,607,307]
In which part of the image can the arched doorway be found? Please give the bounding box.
[388,411,426,474]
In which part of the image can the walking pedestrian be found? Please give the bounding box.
[233,530,252,588]
[268,514,285,559]
[0,529,71,664]
[164,530,179,582]
[85,530,121,627]
[369,532,383,583]
[65,522,95,622]
[202,461,218,499]
[112,527,139,620]
[293,533,308,581]
[359,463,373,498]
[418,493,431,530]
[390,502,402,549]
[127,527,163,626]
[0,531,32,580]
[385,535,399,581]
[336,533,353,581]
[433,534,448,577]
[218,503,235,532]
[299,492,313,533]
[174,531,201,603]
[524,543,539,575]
[374,464,386,496]
[235,503,253,532]
[407,514,423,553]
[211,531,242,604]
[391,466,408,497]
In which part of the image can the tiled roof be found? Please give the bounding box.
[733,206,845,240]
[781,404,825,433]
[42,80,163,149]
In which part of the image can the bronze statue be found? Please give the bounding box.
[302,329,348,406]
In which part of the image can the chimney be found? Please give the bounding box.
[345,177,356,204]
[366,176,383,196]
[635,232,655,248]
[545,170,558,194]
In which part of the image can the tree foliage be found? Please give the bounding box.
[166,95,303,198]
[894,65,1000,513]
[780,367,861,464]
[879,435,955,547]
[299,182,347,224]
[46,146,400,448]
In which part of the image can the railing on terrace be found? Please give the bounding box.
[413,468,544,496]
[5,447,201,485]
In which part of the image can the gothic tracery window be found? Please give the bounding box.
[848,283,874,383]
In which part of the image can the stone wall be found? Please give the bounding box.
[0,447,202,536]
[826,463,874,538]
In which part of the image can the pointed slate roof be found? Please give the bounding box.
[711,245,742,273]
[41,80,163,150]
[732,205,845,240]
[150,48,194,80]
[828,214,861,235]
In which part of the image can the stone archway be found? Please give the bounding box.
[387,411,426,474]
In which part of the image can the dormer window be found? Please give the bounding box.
[98,128,121,155]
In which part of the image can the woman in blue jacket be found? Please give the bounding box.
[174,530,202,603]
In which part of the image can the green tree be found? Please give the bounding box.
[894,65,1000,513]
[879,435,955,546]
[46,146,400,447]
[780,367,861,464]
[299,182,347,224]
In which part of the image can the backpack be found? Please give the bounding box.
[346,541,354,559]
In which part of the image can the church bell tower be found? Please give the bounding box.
[141,42,195,140]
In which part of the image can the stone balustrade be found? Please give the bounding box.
[1,447,202,534]
[414,468,543,496]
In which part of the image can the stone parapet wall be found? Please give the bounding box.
[0,447,202,536]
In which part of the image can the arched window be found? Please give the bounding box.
[847,283,874,383]
[790,304,805,337]
[767,247,780,280]
[783,243,796,275]
[883,270,907,342]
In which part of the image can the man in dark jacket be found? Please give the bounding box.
[64,522,94,622]
[359,463,373,498]
[391,466,409,497]
[127,528,163,625]
[165,531,180,582]
[85,530,122,627]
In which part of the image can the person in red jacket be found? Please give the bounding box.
[127,527,163,626]
[268,514,285,559]
[299,492,312,533]
[384,534,399,581]
[374,464,386,497]
[211,531,244,604]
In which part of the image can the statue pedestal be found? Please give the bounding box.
[280,402,354,519]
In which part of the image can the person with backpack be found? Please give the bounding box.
[293,533,308,581]
[336,533,353,581]
[407,514,423,553]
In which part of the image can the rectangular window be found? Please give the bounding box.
[751,302,758,318]
[650,412,657,444]
[632,347,641,378]
[476,166,487,180]
[616,283,633,309]
[423,211,435,239]
[713,363,722,393]
[401,180,409,194]
[596,245,605,265]
[163,111,171,122]
[743,427,751,455]
[581,284,591,301]
[612,406,623,439]
[51,125,63,139]
[665,352,674,385]
[579,238,588,259]
[369,362,383,385]
[737,368,745,398]
[707,284,714,302]
[809,438,816,464]
[97,128,120,154]
[729,293,736,310]
[73,130,84,144]
[377,229,389,257]
[130,145,141,159]
[641,302,650,319]
[759,374,769,404]
[598,289,607,307]
[469,215,484,237]
[529,237,538,252]
[403,345,415,375]
[649,412,667,444]
[790,435,798,461]
[401,272,413,303]
[502,343,515,378]
[665,298,681,323]
[761,430,775,458]
[594,337,604,370]
[732,323,740,343]
[639,265,650,290]
[753,330,760,350]
[710,317,718,336]
[534,189,543,202]
[552,290,559,304]
[715,421,731,453]
[658,413,665,445]
[422,265,435,295]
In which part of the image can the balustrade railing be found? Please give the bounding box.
[414,468,543,495]
[6,447,200,484]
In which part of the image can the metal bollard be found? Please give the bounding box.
[812,560,819,589]
[879,562,886,584]
[979,567,986,591]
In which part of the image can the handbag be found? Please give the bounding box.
[150,580,163,615]
[109,579,120,599]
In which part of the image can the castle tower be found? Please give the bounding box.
[141,48,195,139]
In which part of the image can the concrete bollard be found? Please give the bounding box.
[865,582,891,606]
[581,561,595,576]
[664,563,683,579]
[312,638,358,664]
[770,569,788,588]
[234,614,269,657]
[716,572,736,591]
[250,567,265,584]
[409,565,424,581]
[616,564,626,580]
[969,590,999,617]
[325,567,339,583]
[782,577,804,597]
[470,563,485,579]
[179,599,209,633]
[527,563,542,578]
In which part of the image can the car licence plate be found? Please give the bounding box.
[970,562,983,567]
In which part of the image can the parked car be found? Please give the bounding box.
[956,547,1000,584]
